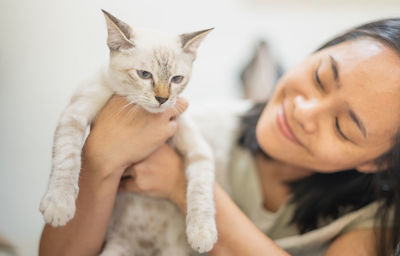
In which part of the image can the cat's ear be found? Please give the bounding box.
[102,10,134,51]
[180,28,213,59]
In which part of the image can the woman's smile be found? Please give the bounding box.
[277,104,301,145]
[257,38,400,172]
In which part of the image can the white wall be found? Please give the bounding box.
[1,0,399,255]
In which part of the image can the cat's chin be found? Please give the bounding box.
[141,104,169,114]
[140,100,176,113]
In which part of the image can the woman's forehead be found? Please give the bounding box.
[321,39,400,142]
[356,91,400,142]
[319,38,400,72]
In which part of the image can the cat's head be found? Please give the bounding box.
[102,10,212,113]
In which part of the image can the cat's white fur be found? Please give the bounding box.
[100,100,251,256]
[40,10,218,253]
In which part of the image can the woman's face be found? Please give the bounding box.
[256,38,400,172]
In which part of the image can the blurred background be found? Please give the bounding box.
[0,0,399,255]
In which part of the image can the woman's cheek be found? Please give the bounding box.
[309,146,354,172]
[255,110,271,152]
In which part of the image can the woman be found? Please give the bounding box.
[40,19,400,255]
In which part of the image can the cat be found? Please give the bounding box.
[40,10,217,254]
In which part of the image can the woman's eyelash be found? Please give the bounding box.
[314,68,326,92]
[335,117,349,141]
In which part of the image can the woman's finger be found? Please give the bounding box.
[123,165,136,177]
[119,165,138,192]
[165,97,189,120]
[167,120,179,135]
[119,177,138,192]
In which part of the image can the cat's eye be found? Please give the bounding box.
[171,75,184,83]
[137,70,153,79]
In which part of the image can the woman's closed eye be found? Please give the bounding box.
[314,56,341,93]
[335,117,350,142]
[314,67,326,92]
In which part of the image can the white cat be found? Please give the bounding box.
[40,10,217,254]
[100,99,251,256]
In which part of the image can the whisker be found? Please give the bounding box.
[120,101,134,113]
[127,105,139,116]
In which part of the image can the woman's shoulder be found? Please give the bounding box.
[187,99,253,151]
[272,200,393,255]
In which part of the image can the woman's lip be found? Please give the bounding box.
[277,105,301,145]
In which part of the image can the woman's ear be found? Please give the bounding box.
[356,160,388,173]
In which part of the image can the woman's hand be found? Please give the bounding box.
[82,95,188,178]
[40,96,188,256]
[119,143,187,208]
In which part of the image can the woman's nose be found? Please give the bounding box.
[293,95,324,133]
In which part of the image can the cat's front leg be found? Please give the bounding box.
[173,114,217,253]
[40,101,92,226]
[40,81,113,226]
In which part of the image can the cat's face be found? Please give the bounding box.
[102,10,212,113]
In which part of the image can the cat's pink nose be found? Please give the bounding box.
[155,96,168,105]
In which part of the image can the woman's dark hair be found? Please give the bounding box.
[239,18,400,256]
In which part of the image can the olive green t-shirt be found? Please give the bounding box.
[229,146,393,256]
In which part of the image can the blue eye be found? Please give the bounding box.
[137,70,152,79]
[171,75,184,83]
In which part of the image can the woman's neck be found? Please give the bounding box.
[255,153,313,184]
[255,153,314,212]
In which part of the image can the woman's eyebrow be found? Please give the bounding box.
[330,55,368,139]
[348,109,367,138]
[329,55,340,87]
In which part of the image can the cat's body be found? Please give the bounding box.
[103,193,190,255]
[101,100,251,256]
[40,10,218,254]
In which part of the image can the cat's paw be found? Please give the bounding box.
[39,187,76,227]
[186,216,218,253]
